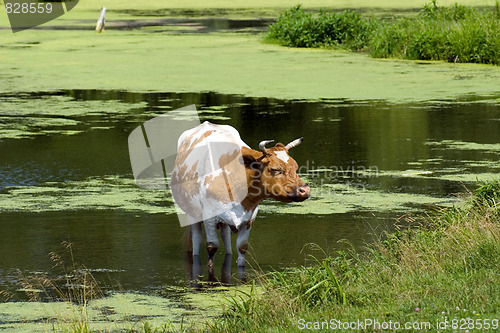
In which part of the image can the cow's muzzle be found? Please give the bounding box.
[287,185,310,202]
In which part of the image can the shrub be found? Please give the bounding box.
[265,5,375,50]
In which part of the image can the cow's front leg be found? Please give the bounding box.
[203,219,219,269]
[191,255,203,284]
[236,223,251,267]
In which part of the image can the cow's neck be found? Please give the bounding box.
[241,176,267,211]
[241,193,264,211]
[240,147,270,211]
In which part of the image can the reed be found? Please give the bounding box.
[14,241,103,333]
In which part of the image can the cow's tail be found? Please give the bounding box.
[184,226,193,254]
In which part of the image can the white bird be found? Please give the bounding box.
[95,7,106,33]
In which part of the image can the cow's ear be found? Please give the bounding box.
[241,147,262,170]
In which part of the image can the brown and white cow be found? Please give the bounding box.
[171,121,310,268]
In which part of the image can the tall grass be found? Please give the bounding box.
[17,242,102,305]
[474,178,500,207]
[266,2,500,65]
[208,180,500,332]
[371,1,500,64]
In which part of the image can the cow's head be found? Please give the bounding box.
[241,138,310,203]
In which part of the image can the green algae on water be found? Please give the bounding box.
[427,139,500,152]
[260,182,455,215]
[0,174,455,215]
[0,286,259,332]
[0,94,147,140]
[0,176,176,214]
[1,29,499,103]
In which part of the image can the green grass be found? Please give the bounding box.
[266,2,500,65]
[208,180,500,332]
[371,1,500,64]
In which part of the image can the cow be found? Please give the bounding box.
[170,121,310,271]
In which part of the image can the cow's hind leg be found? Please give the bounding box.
[203,219,219,269]
[236,223,251,267]
[191,222,203,257]
[221,224,232,255]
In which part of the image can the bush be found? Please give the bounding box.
[265,5,375,50]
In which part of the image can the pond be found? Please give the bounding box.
[1,89,499,300]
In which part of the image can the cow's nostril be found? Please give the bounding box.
[300,185,310,198]
[287,185,310,202]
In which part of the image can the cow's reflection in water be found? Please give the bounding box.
[185,253,246,288]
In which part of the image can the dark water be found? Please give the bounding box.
[30,17,273,33]
[1,90,499,299]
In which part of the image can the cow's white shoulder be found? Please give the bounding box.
[177,121,249,151]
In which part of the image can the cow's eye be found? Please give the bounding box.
[270,168,284,175]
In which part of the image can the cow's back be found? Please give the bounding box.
[170,122,249,224]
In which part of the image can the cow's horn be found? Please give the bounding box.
[259,140,274,154]
[285,137,303,150]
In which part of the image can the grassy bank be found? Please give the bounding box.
[208,180,500,332]
[266,2,500,65]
